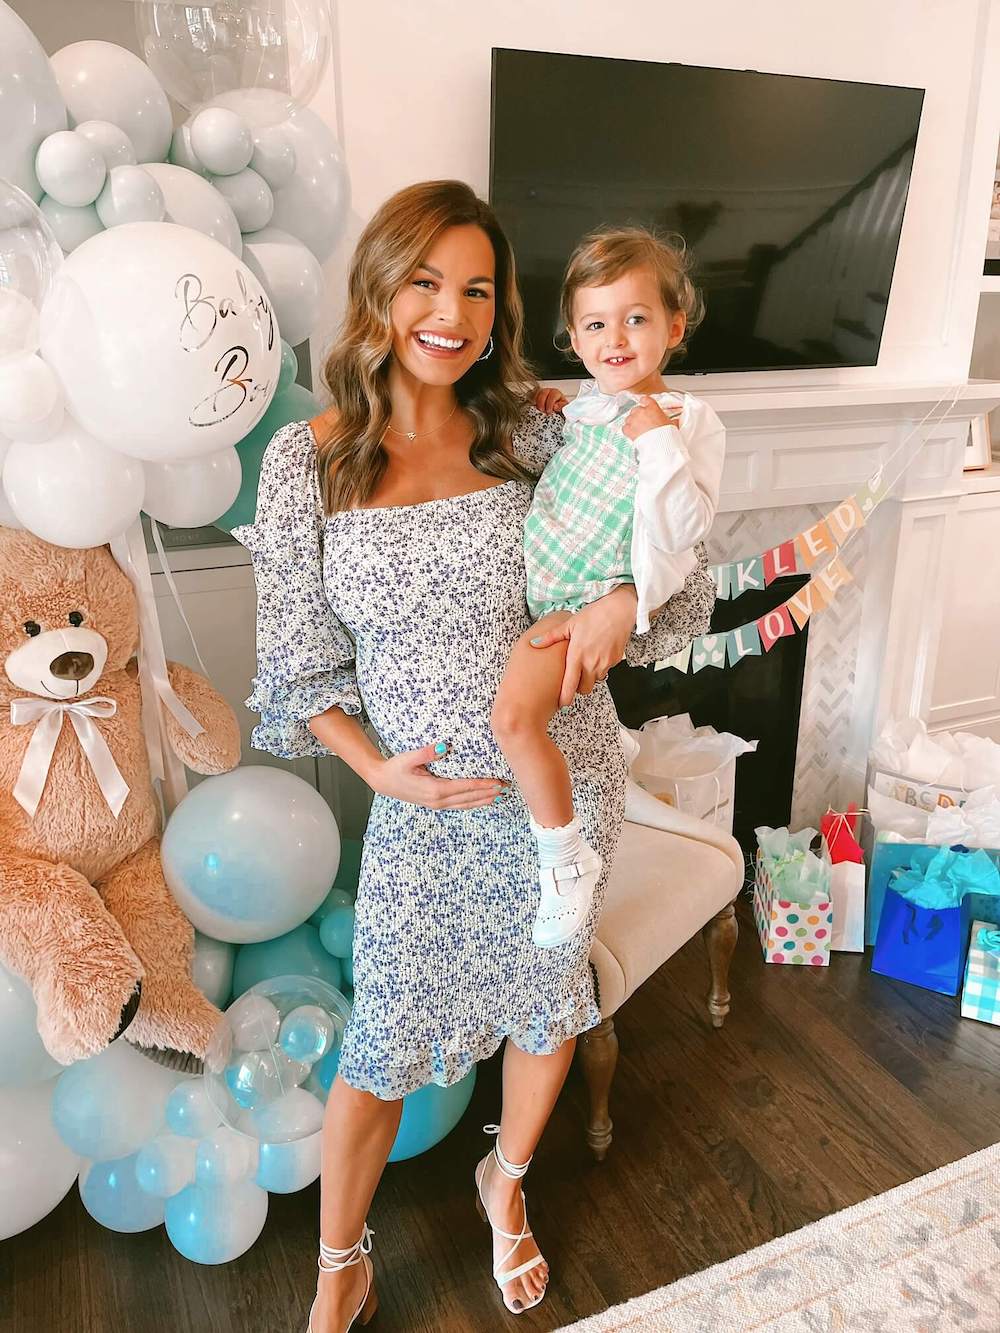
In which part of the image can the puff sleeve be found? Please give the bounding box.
[510,405,566,472]
[623,541,716,667]
[232,422,364,759]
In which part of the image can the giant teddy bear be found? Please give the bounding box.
[0,529,241,1064]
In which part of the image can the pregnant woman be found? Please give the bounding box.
[235,180,713,1332]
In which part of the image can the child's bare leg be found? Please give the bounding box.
[491,611,573,827]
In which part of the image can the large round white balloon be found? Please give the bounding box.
[190,108,252,177]
[39,197,104,254]
[51,1041,179,1162]
[39,222,280,460]
[0,4,68,200]
[51,40,173,165]
[35,130,106,208]
[0,963,61,1087]
[0,183,63,361]
[136,0,331,124]
[215,92,349,262]
[0,1079,81,1240]
[141,163,242,257]
[96,164,165,228]
[3,417,145,547]
[242,227,324,348]
[143,448,242,527]
[0,353,64,442]
[0,438,24,529]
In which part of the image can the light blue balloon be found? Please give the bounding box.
[191,932,235,1008]
[255,1132,321,1194]
[388,1068,477,1163]
[215,380,318,533]
[135,1134,197,1198]
[79,1153,166,1233]
[0,962,60,1087]
[232,925,342,999]
[341,954,354,989]
[310,888,354,928]
[310,1045,340,1095]
[279,1005,335,1063]
[165,1179,268,1265]
[318,905,355,960]
[51,1042,177,1162]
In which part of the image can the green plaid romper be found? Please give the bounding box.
[524,416,637,620]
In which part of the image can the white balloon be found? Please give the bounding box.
[195,1125,258,1188]
[0,183,64,361]
[255,1130,321,1193]
[251,1087,325,1144]
[250,126,296,190]
[191,933,236,1008]
[0,353,64,442]
[141,163,242,257]
[168,124,207,177]
[51,1041,180,1163]
[35,130,106,208]
[143,448,241,527]
[0,438,24,529]
[190,108,253,177]
[0,1079,81,1239]
[135,1132,197,1197]
[242,227,324,348]
[228,994,281,1052]
[75,120,137,170]
[39,222,280,460]
[39,197,104,254]
[3,416,144,547]
[51,40,173,165]
[96,165,166,228]
[210,169,273,234]
[0,4,68,200]
[0,962,61,1086]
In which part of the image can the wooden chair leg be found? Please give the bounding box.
[703,900,738,1028]
[578,1016,618,1162]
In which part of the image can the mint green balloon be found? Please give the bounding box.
[215,376,317,533]
[318,905,355,959]
[232,924,342,999]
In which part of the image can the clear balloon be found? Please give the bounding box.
[255,1130,321,1193]
[279,1005,335,1064]
[0,961,61,1086]
[75,121,137,171]
[204,975,350,1144]
[165,1077,223,1140]
[191,932,236,1009]
[38,197,104,254]
[190,108,253,176]
[40,222,279,460]
[165,1178,268,1264]
[95,165,166,228]
[35,131,106,208]
[232,924,342,999]
[210,168,273,234]
[228,993,281,1051]
[0,4,68,200]
[50,1041,179,1162]
[135,1132,198,1197]
[242,226,324,347]
[50,40,173,164]
[3,415,145,548]
[136,1,332,124]
[0,1078,81,1239]
[0,182,63,361]
[161,766,341,944]
[0,353,64,442]
[79,1153,166,1233]
[143,448,241,527]
[141,162,242,257]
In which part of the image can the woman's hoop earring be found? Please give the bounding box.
[477,336,494,362]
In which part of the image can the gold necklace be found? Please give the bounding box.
[385,401,460,441]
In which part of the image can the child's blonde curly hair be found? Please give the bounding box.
[559,225,705,364]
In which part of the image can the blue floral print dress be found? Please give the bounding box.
[234,408,714,1099]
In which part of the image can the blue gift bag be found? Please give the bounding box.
[871,887,971,994]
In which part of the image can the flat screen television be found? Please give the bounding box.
[489,49,924,376]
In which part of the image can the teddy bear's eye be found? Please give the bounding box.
[68,611,84,627]
[23,621,41,637]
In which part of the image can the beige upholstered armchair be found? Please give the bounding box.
[580,779,746,1159]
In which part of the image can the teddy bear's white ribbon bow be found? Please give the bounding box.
[10,696,130,820]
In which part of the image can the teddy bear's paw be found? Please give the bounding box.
[124,981,222,1061]
[36,967,146,1066]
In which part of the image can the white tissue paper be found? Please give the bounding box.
[623,715,757,833]
[871,717,1000,793]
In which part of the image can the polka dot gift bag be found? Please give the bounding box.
[752,825,834,966]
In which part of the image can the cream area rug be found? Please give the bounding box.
[563,1143,1000,1331]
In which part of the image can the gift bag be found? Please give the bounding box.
[961,922,1000,1025]
[625,715,757,833]
[821,806,865,952]
[752,826,833,966]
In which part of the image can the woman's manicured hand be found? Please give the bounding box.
[367,742,509,810]
[534,386,570,415]
[622,395,682,440]
[530,586,637,706]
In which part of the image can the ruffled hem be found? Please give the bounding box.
[336,985,602,1101]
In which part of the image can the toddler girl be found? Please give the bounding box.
[491,226,726,948]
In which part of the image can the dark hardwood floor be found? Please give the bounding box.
[7,895,1000,1333]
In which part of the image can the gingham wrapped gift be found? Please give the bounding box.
[961,921,1000,1025]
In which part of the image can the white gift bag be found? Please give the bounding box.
[830,861,866,951]
[623,714,758,833]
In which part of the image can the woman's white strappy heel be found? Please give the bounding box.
[308,1225,377,1333]
[474,1125,548,1315]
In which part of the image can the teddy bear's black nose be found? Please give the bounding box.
[50,650,95,681]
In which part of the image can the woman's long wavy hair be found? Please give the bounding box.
[316,180,538,513]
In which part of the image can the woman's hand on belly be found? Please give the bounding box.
[530,585,637,706]
[370,741,510,810]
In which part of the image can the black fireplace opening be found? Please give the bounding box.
[609,573,811,857]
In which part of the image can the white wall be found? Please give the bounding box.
[309,0,1000,390]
